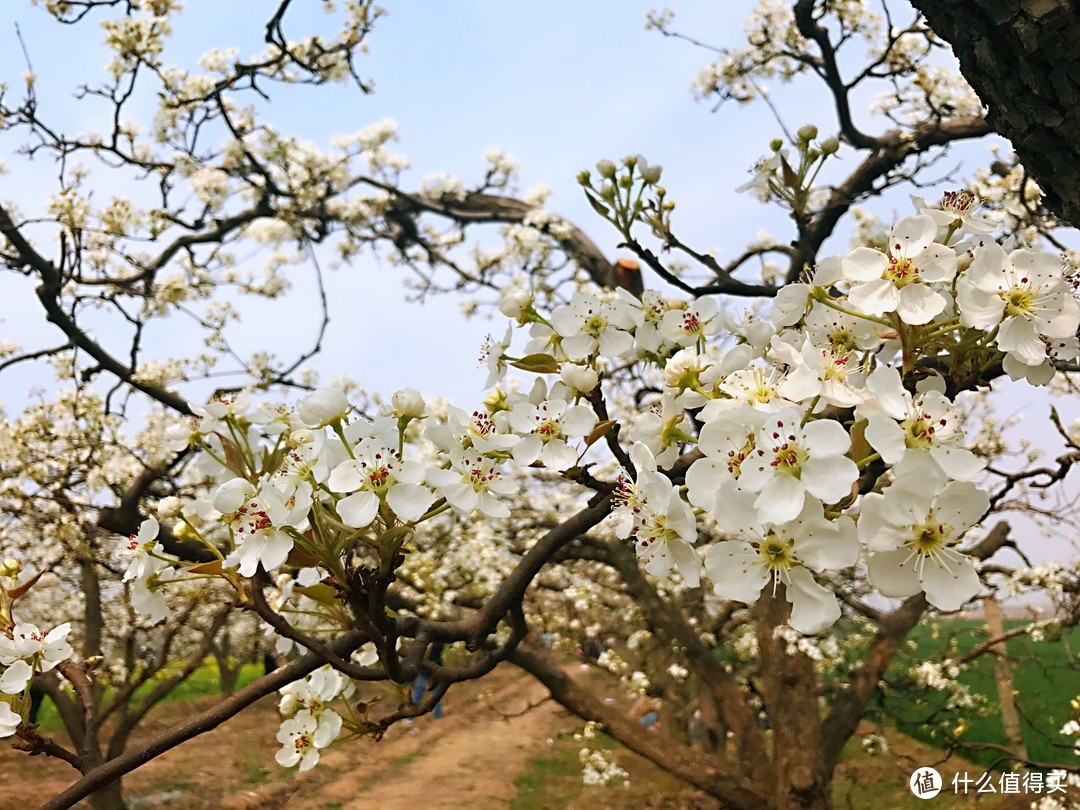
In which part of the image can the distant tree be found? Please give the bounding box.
[0,3,1077,810]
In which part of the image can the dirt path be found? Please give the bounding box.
[0,664,563,810]
[287,669,560,810]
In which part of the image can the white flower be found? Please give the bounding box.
[659,297,719,347]
[736,150,785,201]
[612,444,701,587]
[957,242,1080,371]
[328,439,434,528]
[859,367,983,481]
[279,666,345,717]
[628,392,694,470]
[0,702,19,737]
[391,388,425,419]
[509,398,596,470]
[275,709,341,771]
[840,215,957,325]
[121,517,166,583]
[704,498,858,633]
[775,336,866,409]
[549,292,636,361]
[480,326,514,389]
[913,190,994,237]
[803,303,883,353]
[425,404,517,456]
[427,448,517,518]
[559,362,599,394]
[738,408,858,525]
[861,474,988,611]
[297,388,351,428]
[221,483,310,577]
[685,405,763,510]
[0,623,73,694]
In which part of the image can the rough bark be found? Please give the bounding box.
[510,644,770,809]
[756,592,831,810]
[911,0,1080,226]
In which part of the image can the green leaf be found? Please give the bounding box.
[585,419,616,447]
[510,353,560,374]
[295,583,339,606]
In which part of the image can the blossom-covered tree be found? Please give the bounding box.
[0,3,1078,810]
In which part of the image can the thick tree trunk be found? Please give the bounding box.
[910,0,1080,226]
[757,592,832,810]
[89,780,125,810]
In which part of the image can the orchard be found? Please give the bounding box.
[0,2,1078,809]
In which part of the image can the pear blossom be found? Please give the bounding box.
[509,398,596,470]
[913,190,994,237]
[612,454,702,587]
[738,407,859,524]
[659,297,719,347]
[219,483,311,576]
[618,288,671,354]
[121,517,178,623]
[129,567,176,625]
[390,387,425,419]
[628,392,695,470]
[803,303,883,353]
[427,447,517,518]
[858,367,983,481]
[0,623,73,694]
[425,404,517,455]
[685,405,763,510]
[479,326,514,388]
[841,214,957,325]
[275,709,341,771]
[957,242,1080,373]
[717,357,803,412]
[327,439,434,528]
[771,335,866,408]
[549,292,636,361]
[121,516,166,583]
[704,497,859,633]
[736,149,785,201]
[0,702,19,737]
[861,475,989,611]
[559,362,599,394]
[279,666,347,718]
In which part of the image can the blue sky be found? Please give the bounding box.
[0,2,1076,571]
[0,2,806,406]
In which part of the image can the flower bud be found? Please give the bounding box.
[577,170,592,186]
[286,428,315,449]
[560,363,599,393]
[769,138,784,152]
[484,387,509,413]
[640,164,662,184]
[391,387,425,419]
[820,137,840,155]
[0,559,20,578]
[796,124,818,142]
[498,286,532,319]
[623,154,640,169]
[157,496,183,520]
[297,388,350,428]
[596,159,617,179]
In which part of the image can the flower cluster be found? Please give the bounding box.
[108,190,1079,768]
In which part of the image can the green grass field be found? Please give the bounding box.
[32,660,265,733]
[877,619,1080,768]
